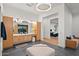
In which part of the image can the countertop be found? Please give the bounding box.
[13,33,35,36]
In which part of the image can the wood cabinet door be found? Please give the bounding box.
[23,35,27,42]
[36,22,41,40]
[18,36,24,43]
[13,36,19,44]
[3,16,13,48]
[24,35,31,42]
[27,35,32,41]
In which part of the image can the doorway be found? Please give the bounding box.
[49,18,58,45]
[42,14,59,46]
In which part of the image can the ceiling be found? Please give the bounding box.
[66,3,79,15]
[3,3,79,15]
[3,3,58,15]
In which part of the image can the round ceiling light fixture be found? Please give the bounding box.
[36,3,51,11]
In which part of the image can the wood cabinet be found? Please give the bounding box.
[36,22,41,40]
[13,35,32,44]
[66,39,79,49]
[3,16,13,49]
[33,22,41,41]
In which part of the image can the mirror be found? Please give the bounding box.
[50,18,58,37]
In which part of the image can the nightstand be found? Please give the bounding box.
[66,39,78,49]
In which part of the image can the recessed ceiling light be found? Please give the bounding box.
[36,3,51,11]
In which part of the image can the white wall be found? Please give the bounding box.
[0,7,1,32]
[57,4,66,48]
[58,4,72,48]
[0,7,1,56]
[3,4,39,21]
[0,6,2,56]
[43,18,50,38]
[72,14,79,36]
[64,5,72,37]
[0,7,1,22]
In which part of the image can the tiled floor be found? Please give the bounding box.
[2,41,79,56]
